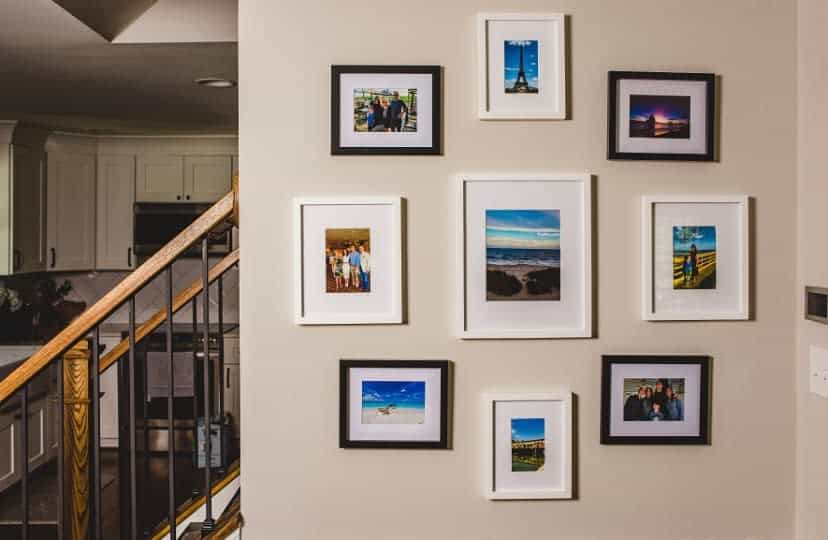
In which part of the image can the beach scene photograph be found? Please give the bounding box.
[353,88,417,132]
[361,380,425,425]
[504,40,539,94]
[629,94,691,138]
[673,226,716,290]
[511,418,545,472]
[486,209,561,301]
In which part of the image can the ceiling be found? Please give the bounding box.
[0,0,238,135]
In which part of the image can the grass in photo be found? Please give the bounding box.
[504,40,539,94]
[353,88,417,132]
[511,418,545,472]
[486,209,560,301]
[629,95,691,138]
[325,228,371,294]
[673,226,716,290]
[622,378,686,422]
[361,381,425,425]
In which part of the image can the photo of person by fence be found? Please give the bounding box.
[622,378,685,422]
[673,226,717,289]
[353,88,417,133]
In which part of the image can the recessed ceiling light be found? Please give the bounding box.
[195,77,237,88]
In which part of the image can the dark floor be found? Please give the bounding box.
[0,447,236,539]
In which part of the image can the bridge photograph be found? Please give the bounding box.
[511,418,545,472]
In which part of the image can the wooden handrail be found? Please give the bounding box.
[99,249,240,373]
[0,188,238,406]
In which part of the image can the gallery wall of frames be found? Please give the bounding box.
[292,11,751,501]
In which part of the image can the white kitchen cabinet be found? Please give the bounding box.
[11,145,46,273]
[136,155,184,202]
[184,156,232,203]
[96,155,136,270]
[46,152,96,271]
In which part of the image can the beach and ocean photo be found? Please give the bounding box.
[353,88,417,133]
[361,380,425,425]
[486,209,561,301]
[511,418,545,472]
[504,40,539,94]
[325,228,371,294]
[673,226,716,290]
[629,94,690,138]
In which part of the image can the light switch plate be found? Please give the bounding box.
[810,346,828,398]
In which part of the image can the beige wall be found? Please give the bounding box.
[796,1,828,538]
[239,1,798,538]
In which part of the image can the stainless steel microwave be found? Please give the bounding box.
[133,203,233,260]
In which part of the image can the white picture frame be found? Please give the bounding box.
[456,173,592,339]
[293,196,403,325]
[483,391,573,500]
[477,12,567,120]
[641,195,749,321]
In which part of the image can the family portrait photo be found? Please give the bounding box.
[629,94,690,138]
[325,228,371,294]
[622,378,685,422]
[673,226,716,290]
[361,380,425,425]
[353,88,417,133]
[486,209,561,301]
[511,417,545,472]
[504,40,539,94]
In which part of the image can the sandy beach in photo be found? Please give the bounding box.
[361,407,425,425]
[487,264,561,301]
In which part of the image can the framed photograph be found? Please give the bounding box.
[642,195,749,320]
[601,355,711,445]
[331,65,441,155]
[477,13,567,120]
[608,71,715,161]
[293,197,402,325]
[456,174,591,339]
[339,360,450,449]
[483,392,572,499]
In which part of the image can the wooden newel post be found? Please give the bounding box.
[62,340,90,540]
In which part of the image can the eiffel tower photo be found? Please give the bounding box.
[505,40,539,94]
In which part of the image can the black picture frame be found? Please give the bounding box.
[600,355,711,445]
[331,65,442,156]
[339,359,450,449]
[607,71,715,161]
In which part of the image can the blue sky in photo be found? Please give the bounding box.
[486,209,560,250]
[511,418,545,442]
[673,226,716,252]
[504,40,538,87]
[362,381,425,409]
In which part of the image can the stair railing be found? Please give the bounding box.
[0,176,240,540]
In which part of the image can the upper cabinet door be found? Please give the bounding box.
[183,156,232,203]
[96,155,135,270]
[12,145,46,273]
[136,155,184,202]
[46,152,96,272]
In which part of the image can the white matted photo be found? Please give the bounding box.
[294,197,402,324]
[484,392,573,500]
[641,195,749,320]
[477,13,566,120]
[457,174,591,339]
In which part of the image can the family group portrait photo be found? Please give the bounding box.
[673,226,716,290]
[486,209,561,301]
[353,88,417,133]
[622,378,685,422]
[325,228,371,293]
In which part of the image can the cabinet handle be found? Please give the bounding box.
[127,247,132,267]
[226,368,230,389]
[176,195,181,201]
[185,195,191,201]
[50,248,56,268]
[13,250,21,272]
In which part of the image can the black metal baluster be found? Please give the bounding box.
[91,328,102,540]
[20,383,29,540]
[192,296,198,439]
[56,358,64,540]
[218,276,225,419]
[128,297,138,540]
[201,237,215,533]
[166,266,177,539]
